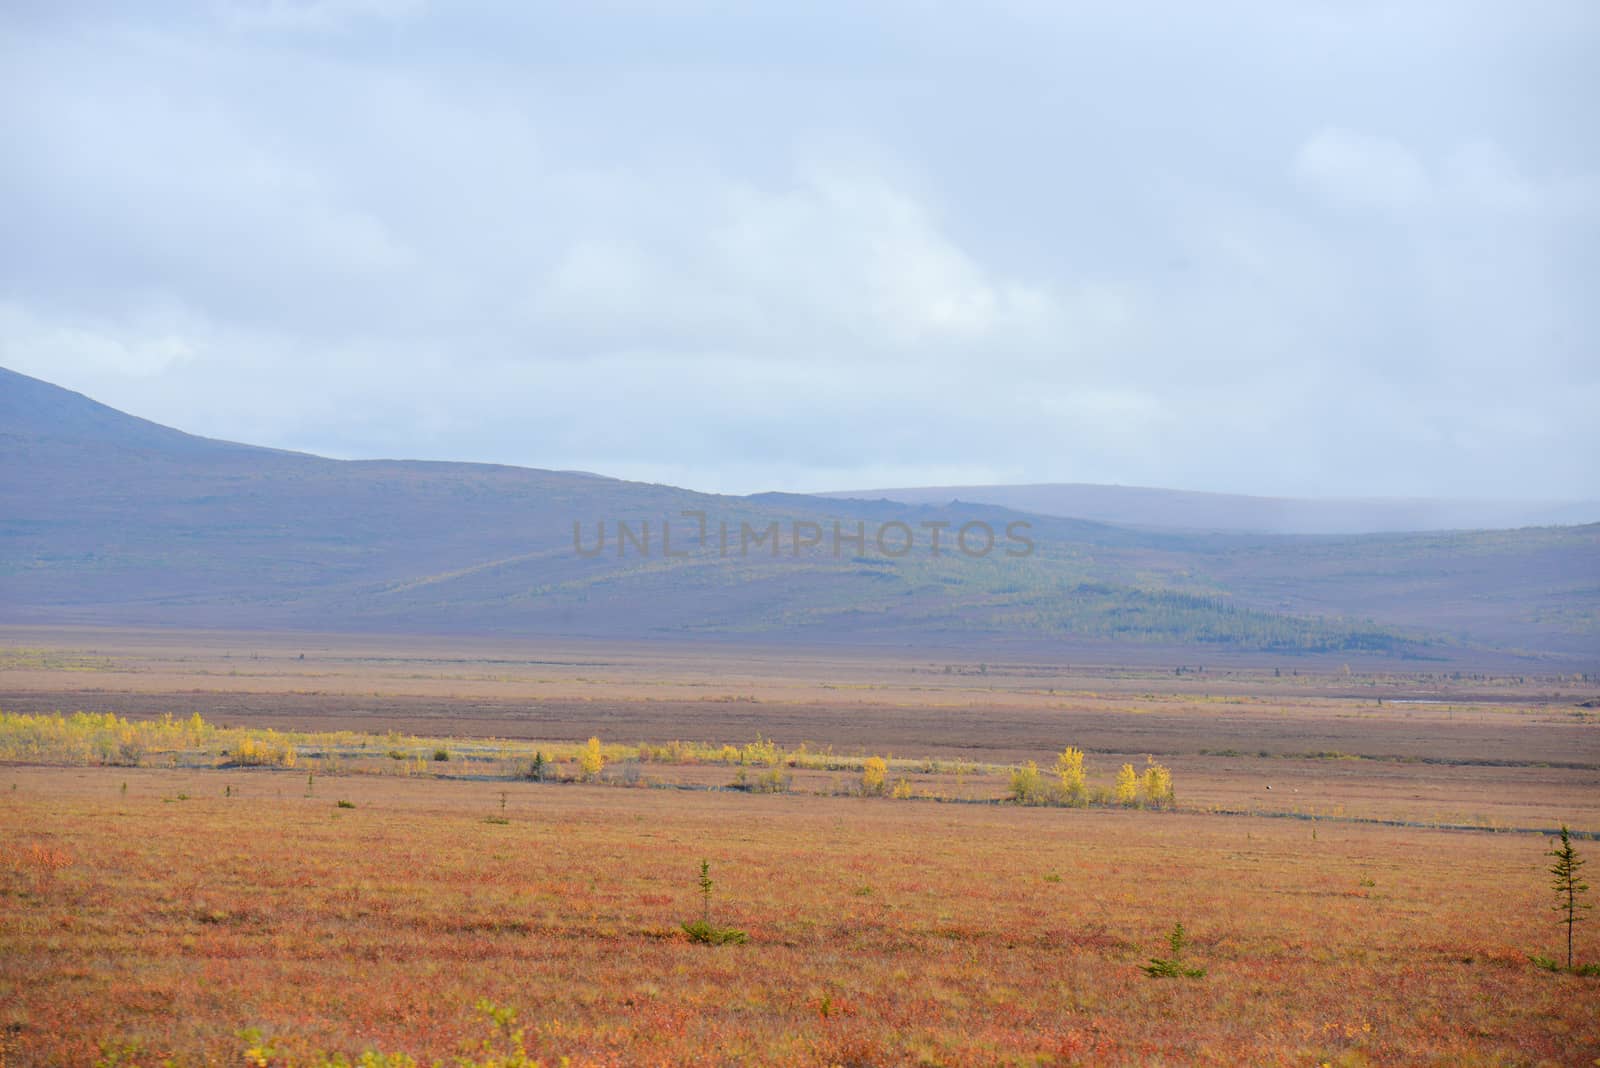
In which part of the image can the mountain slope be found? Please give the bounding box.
[2,367,1596,663]
[824,482,1600,535]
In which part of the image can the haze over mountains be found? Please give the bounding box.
[825,484,1600,536]
[3,366,1596,666]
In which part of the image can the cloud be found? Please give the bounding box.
[524,166,1082,364]
[213,0,427,33]
[1,3,1596,499]
[1294,129,1431,211]
[0,302,200,379]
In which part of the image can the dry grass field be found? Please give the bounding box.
[3,769,1598,1067]
[2,626,1596,831]
[3,629,1599,1066]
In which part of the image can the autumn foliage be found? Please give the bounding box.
[1,765,1593,1066]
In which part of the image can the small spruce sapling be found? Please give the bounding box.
[682,858,748,945]
[1547,824,1591,971]
[699,858,712,924]
[1143,922,1205,978]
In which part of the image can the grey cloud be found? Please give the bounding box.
[1,2,1596,498]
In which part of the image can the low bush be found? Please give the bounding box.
[1143,922,1205,979]
[1008,761,1048,804]
[683,858,748,946]
[681,919,749,945]
[860,756,888,796]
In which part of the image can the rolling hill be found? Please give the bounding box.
[2,366,1596,665]
[822,483,1600,535]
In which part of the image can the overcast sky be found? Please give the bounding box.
[3,2,1597,498]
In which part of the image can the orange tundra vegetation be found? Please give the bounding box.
[2,765,1596,1067]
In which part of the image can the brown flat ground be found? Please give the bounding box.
[3,765,1598,1066]
[4,628,1600,1066]
[3,626,1597,832]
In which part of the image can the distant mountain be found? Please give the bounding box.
[823,483,1600,535]
[3,366,1597,664]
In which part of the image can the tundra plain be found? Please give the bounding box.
[3,629,1599,1066]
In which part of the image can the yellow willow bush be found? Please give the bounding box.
[639,739,699,764]
[1008,761,1049,804]
[860,755,888,796]
[1114,763,1140,806]
[787,745,851,772]
[230,731,298,769]
[740,734,781,766]
[636,737,858,772]
[1141,757,1175,809]
[0,710,209,766]
[578,736,605,780]
[637,739,739,765]
[0,710,327,772]
[1054,746,1088,805]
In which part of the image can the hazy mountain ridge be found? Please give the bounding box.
[3,367,1596,663]
[824,483,1600,535]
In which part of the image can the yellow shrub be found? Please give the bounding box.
[642,739,696,764]
[1055,746,1087,804]
[1141,757,1174,809]
[1114,763,1139,805]
[578,736,605,779]
[741,734,780,766]
[891,778,913,800]
[232,731,297,768]
[861,756,887,796]
[1009,761,1046,804]
[0,710,209,766]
